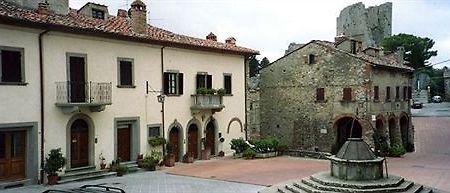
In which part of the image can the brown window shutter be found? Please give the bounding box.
[163,72,169,94]
[207,75,212,89]
[119,61,133,86]
[396,86,400,100]
[374,86,379,101]
[403,86,408,100]
[343,88,352,101]
[224,75,232,94]
[178,73,184,95]
[386,86,391,101]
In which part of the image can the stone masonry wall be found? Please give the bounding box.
[336,2,392,48]
[444,67,450,101]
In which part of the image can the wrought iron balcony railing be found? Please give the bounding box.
[191,94,224,113]
[55,81,112,111]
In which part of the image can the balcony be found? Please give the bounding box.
[191,94,225,113]
[55,81,112,113]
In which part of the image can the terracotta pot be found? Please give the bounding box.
[165,154,175,167]
[100,163,106,170]
[201,148,211,160]
[47,175,58,185]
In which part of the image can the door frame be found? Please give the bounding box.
[203,117,218,156]
[66,114,95,169]
[0,122,38,185]
[114,117,140,162]
[168,120,184,162]
[186,118,201,159]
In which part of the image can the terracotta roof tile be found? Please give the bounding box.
[0,1,258,55]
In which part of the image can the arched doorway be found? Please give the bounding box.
[334,117,362,153]
[388,117,397,145]
[187,124,199,159]
[400,115,409,149]
[374,117,388,155]
[70,119,89,168]
[205,121,216,155]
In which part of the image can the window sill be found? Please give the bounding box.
[117,85,136,88]
[0,82,28,86]
[166,94,182,97]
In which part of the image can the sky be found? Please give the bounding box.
[69,0,450,68]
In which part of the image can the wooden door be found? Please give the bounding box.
[0,130,26,181]
[117,126,131,162]
[206,123,215,155]
[169,128,180,161]
[187,125,198,159]
[69,56,86,103]
[71,120,89,168]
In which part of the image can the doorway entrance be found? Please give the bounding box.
[400,116,409,149]
[169,127,180,161]
[388,117,397,145]
[187,124,199,159]
[70,119,89,168]
[0,130,26,181]
[68,55,86,103]
[205,122,216,155]
[117,125,131,162]
[334,117,362,153]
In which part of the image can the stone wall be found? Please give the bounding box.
[247,76,261,140]
[444,67,450,101]
[336,2,392,48]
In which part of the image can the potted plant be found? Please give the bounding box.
[217,88,226,96]
[183,153,194,163]
[111,159,128,176]
[148,136,166,147]
[164,143,175,167]
[137,154,144,168]
[43,148,66,185]
[196,88,208,95]
[99,153,106,170]
[141,155,158,171]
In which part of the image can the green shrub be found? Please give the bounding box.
[230,138,250,154]
[242,148,256,159]
[389,143,406,157]
[196,88,209,94]
[250,136,280,153]
[206,88,217,95]
[148,136,166,147]
[43,148,66,176]
[217,88,226,95]
[373,133,389,156]
[276,144,289,155]
[141,153,159,171]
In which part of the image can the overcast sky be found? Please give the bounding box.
[69,0,450,68]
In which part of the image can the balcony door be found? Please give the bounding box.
[0,130,26,181]
[69,55,86,103]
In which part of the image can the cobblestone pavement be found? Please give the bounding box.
[0,172,264,193]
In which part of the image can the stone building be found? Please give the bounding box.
[246,76,261,140]
[260,36,414,154]
[336,2,392,48]
[443,67,450,101]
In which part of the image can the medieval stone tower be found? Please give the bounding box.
[336,2,392,48]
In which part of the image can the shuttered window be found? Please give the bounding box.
[1,48,23,83]
[374,86,379,101]
[343,88,352,101]
[163,72,183,95]
[403,86,408,100]
[118,60,133,87]
[386,86,391,101]
[408,87,412,99]
[396,86,400,100]
[224,75,232,94]
[316,88,325,101]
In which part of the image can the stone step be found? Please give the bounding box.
[293,182,334,193]
[65,165,96,174]
[60,169,108,181]
[298,178,414,193]
[58,171,116,184]
[121,161,139,173]
[309,172,405,189]
[279,186,296,193]
[403,184,423,193]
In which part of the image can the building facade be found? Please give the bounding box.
[260,37,413,154]
[0,0,257,187]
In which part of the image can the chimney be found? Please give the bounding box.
[334,33,347,44]
[117,9,128,18]
[395,46,405,64]
[129,0,147,34]
[206,32,217,41]
[37,1,49,15]
[225,37,236,46]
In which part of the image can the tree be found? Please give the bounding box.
[249,55,260,77]
[381,33,437,69]
[260,57,270,67]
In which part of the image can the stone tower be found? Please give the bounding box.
[444,67,450,101]
[336,2,392,48]
[129,0,148,34]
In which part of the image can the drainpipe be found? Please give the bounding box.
[161,46,166,156]
[244,56,249,141]
[39,30,50,184]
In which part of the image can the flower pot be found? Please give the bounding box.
[47,175,58,185]
[201,147,211,160]
[100,163,106,170]
[164,154,175,167]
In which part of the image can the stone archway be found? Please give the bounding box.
[388,116,397,145]
[400,115,409,150]
[333,117,362,154]
[374,115,388,155]
[168,126,182,162]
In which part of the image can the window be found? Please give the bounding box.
[374,86,379,101]
[1,47,24,84]
[118,59,134,87]
[196,73,212,89]
[343,88,352,101]
[92,9,105,19]
[163,72,183,95]
[224,74,232,95]
[308,54,316,64]
[148,126,160,137]
[403,86,408,100]
[351,40,357,54]
[386,86,391,101]
[316,88,325,102]
[395,86,400,100]
[408,86,412,100]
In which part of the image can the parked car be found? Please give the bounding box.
[412,101,423,109]
[432,96,442,103]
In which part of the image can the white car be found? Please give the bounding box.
[432,96,442,103]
